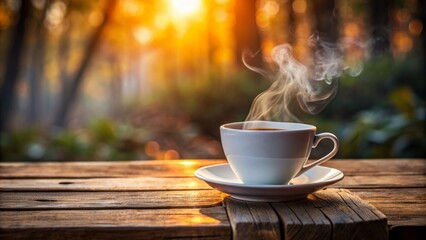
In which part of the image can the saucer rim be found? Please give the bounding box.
[194,163,344,189]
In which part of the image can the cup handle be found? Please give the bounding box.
[295,133,339,177]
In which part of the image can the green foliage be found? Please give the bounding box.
[339,87,425,158]
[323,56,425,119]
[0,128,44,161]
[0,119,148,162]
[305,55,425,158]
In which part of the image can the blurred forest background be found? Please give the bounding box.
[0,0,425,161]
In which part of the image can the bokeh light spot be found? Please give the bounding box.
[408,20,423,36]
[164,149,180,160]
[292,0,306,14]
[89,11,104,27]
[169,0,202,16]
[145,141,160,157]
[133,27,153,45]
[263,0,280,17]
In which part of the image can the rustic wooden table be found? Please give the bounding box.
[0,159,424,240]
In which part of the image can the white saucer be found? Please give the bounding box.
[195,163,344,202]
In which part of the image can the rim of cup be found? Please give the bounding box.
[221,121,317,132]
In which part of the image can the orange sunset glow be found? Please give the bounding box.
[169,0,202,16]
[0,0,424,161]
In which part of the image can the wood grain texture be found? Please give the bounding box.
[271,188,388,240]
[1,159,424,178]
[0,177,210,191]
[0,207,231,240]
[0,174,424,192]
[0,159,424,240]
[311,189,388,240]
[2,189,422,232]
[351,188,426,227]
[322,159,426,176]
[335,175,426,188]
[0,160,226,178]
[0,229,229,240]
[272,200,331,240]
[0,190,224,210]
[0,175,426,192]
[224,197,280,240]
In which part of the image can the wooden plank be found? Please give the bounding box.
[1,159,424,178]
[312,189,388,240]
[350,188,426,227]
[351,188,426,204]
[271,188,388,240]
[224,197,280,240]
[0,160,226,178]
[272,201,331,240]
[1,174,424,192]
[0,229,228,240]
[0,190,225,210]
[0,177,210,191]
[322,159,426,175]
[374,204,426,226]
[1,189,422,230]
[0,207,231,240]
[335,175,426,188]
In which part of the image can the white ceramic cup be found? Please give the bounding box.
[220,121,339,185]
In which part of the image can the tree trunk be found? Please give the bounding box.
[55,11,72,121]
[287,0,296,45]
[0,0,31,133]
[311,0,338,43]
[370,0,390,56]
[420,0,426,76]
[27,0,50,126]
[234,0,263,68]
[53,0,117,128]
[108,53,122,118]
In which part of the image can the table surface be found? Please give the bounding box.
[0,159,425,240]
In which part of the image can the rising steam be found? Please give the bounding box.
[244,37,363,124]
